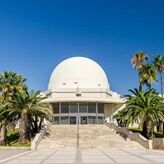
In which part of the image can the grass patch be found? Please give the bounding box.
[129,128,164,138]
[129,128,142,133]
[154,132,164,138]
[0,130,31,147]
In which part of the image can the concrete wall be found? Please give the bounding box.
[152,138,164,150]
[107,123,164,150]
[104,104,120,122]
[31,125,48,151]
[106,123,152,149]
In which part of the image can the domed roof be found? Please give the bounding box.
[48,57,110,91]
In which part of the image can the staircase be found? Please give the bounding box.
[38,124,144,149]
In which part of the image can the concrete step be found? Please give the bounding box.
[38,124,144,149]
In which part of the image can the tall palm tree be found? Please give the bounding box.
[0,71,27,100]
[131,51,148,70]
[8,91,53,144]
[0,71,27,138]
[131,51,148,88]
[113,87,164,139]
[138,63,157,89]
[154,55,164,97]
[0,101,11,145]
[0,101,7,144]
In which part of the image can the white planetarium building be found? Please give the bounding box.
[43,57,125,124]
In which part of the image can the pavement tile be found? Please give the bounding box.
[1,147,164,164]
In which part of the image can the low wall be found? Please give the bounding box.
[31,125,48,151]
[152,138,164,150]
[129,133,152,149]
[106,123,152,149]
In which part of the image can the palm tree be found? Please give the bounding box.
[154,55,164,97]
[113,87,164,139]
[0,102,7,144]
[0,101,11,145]
[0,71,27,100]
[8,91,53,144]
[138,63,157,89]
[0,71,27,137]
[131,51,148,88]
[131,51,148,70]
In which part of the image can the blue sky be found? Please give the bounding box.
[0,0,164,95]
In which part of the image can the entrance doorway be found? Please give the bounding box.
[70,116,76,124]
[81,116,87,124]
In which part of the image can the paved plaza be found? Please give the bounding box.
[1,148,164,164]
[0,148,29,161]
[1,125,164,164]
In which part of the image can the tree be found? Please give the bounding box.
[0,71,27,100]
[154,55,164,97]
[138,63,157,89]
[0,101,11,145]
[113,87,164,139]
[131,51,148,70]
[8,91,53,144]
[131,51,148,87]
[0,71,27,144]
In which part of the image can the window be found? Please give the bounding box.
[54,117,59,124]
[88,103,96,113]
[98,104,104,113]
[60,116,69,124]
[88,116,96,124]
[69,103,78,113]
[53,103,59,114]
[61,103,69,113]
[79,103,87,113]
[98,116,104,124]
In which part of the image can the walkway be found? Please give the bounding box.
[1,148,164,164]
[0,148,29,161]
[1,125,164,163]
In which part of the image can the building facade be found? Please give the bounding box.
[43,57,125,124]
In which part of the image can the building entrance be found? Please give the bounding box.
[53,102,105,124]
[81,116,87,124]
[70,116,76,124]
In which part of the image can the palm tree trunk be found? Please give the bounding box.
[0,124,7,145]
[160,71,164,135]
[39,117,44,131]
[19,112,29,144]
[141,121,148,138]
[160,71,163,98]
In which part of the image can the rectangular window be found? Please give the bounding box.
[98,104,104,113]
[79,103,88,113]
[98,116,104,124]
[69,103,78,113]
[53,103,59,114]
[88,116,96,124]
[60,116,69,124]
[88,103,96,113]
[54,116,59,124]
[61,103,69,113]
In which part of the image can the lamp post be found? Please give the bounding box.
[74,82,80,149]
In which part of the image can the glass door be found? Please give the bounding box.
[70,116,76,124]
[81,116,87,124]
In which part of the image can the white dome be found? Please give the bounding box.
[48,57,110,91]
